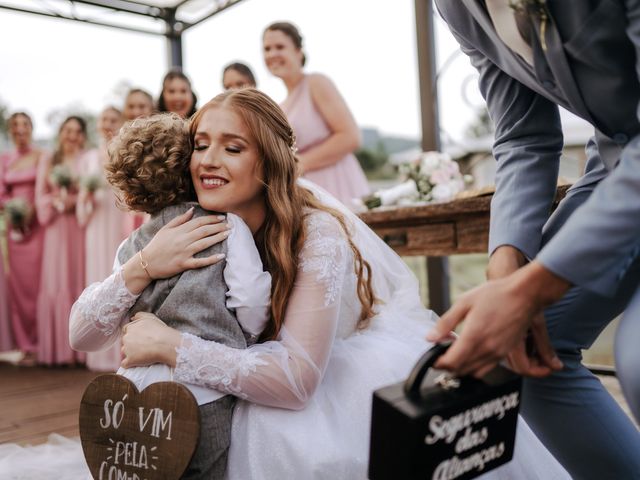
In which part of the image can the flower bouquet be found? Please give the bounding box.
[80,174,103,194]
[362,152,472,210]
[78,173,105,216]
[49,164,75,213]
[4,197,34,242]
[49,164,75,190]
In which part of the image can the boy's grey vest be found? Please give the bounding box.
[118,203,246,350]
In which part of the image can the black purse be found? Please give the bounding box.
[369,342,522,480]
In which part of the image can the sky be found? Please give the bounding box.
[0,0,589,145]
[0,0,489,144]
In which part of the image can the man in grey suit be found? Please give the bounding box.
[427,1,640,478]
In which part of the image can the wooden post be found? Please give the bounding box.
[164,8,183,69]
[415,0,451,314]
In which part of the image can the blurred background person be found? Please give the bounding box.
[0,112,44,362]
[122,88,154,234]
[222,61,257,90]
[35,115,87,365]
[157,69,197,118]
[122,88,154,120]
[263,21,369,206]
[0,257,10,353]
[76,106,126,371]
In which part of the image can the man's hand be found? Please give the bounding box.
[504,313,559,377]
[426,261,568,377]
[486,245,555,376]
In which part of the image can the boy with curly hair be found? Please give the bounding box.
[102,113,271,479]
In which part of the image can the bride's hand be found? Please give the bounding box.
[120,312,182,368]
[142,207,231,279]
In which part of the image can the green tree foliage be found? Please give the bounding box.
[0,99,9,141]
[465,107,494,139]
[355,141,395,180]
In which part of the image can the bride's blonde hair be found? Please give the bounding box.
[190,88,376,341]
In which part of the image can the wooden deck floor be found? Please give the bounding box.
[0,362,98,446]
[0,359,636,447]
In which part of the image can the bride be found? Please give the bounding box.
[1,89,568,479]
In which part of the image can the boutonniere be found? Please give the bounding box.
[509,0,549,51]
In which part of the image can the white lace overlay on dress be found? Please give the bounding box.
[173,211,351,410]
[68,266,139,351]
[174,333,267,400]
[300,211,349,306]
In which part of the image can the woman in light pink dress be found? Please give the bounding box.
[35,116,87,365]
[0,112,45,356]
[263,21,370,207]
[76,107,126,371]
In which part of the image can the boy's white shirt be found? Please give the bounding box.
[115,212,271,405]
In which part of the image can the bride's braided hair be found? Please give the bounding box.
[190,88,376,341]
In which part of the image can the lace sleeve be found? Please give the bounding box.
[69,265,140,352]
[174,211,350,409]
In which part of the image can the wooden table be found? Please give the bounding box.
[358,185,569,311]
[358,194,493,257]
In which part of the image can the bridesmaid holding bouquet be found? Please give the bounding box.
[35,115,88,365]
[0,112,44,359]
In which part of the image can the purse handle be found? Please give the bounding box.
[403,341,453,401]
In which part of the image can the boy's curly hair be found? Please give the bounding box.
[106,112,195,214]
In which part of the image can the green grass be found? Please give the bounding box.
[402,253,489,306]
[401,254,615,367]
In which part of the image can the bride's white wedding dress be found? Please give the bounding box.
[0,180,569,479]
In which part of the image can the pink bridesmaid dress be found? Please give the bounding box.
[0,255,12,352]
[281,74,370,206]
[0,148,45,353]
[34,152,86,365]
[77,147,127,371]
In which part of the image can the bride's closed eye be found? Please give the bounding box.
[226,145,242,154]
[194,143,209,151]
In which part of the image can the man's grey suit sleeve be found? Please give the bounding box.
[444,24,564,261]
[537,0,640,296]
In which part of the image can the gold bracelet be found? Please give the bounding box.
[138,250,152,279]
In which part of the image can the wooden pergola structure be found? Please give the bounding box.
[0,0,450,312]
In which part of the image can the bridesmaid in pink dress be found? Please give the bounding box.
[0,161,9,353]
[122,88,154,121]
[122,88,154,235]
[77,107,126,371]
[263,21,370,207]
[0,112,45,356]
[222,62,257,90]
[35,116,87,365]
[0,259,11,352]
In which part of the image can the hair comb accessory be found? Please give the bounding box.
[287,128,298,152]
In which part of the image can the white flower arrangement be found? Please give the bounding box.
[361,151,473,210]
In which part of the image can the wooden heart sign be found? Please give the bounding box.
[79,374,200,480]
